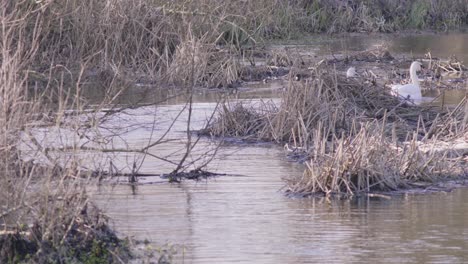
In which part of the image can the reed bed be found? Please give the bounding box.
[206,66,467,197]
[286,121,464,197]
[210,66,446,143]
[7,0,468,91]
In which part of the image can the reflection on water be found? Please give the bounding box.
[424,89,467,106]
[92,33,468,263]
[292,33,468,64]
[83,78,284,106]
[389,33,468,63]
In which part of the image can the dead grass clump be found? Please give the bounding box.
[204,68,349,144]
[286,121,463,197]
[265,73,352,144]
[266,66,440,144]
[205,102,274,140]
[424,54,468,84]
[267,49,295,67]
[429,97,468,140]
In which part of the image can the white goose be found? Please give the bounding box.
[390,61,423,104]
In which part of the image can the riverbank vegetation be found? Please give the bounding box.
[0,2,134,262]
[6,0,468,90]
[1,0,467,261]
[205,62,467,197]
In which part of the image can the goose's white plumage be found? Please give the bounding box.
[391,61,423,104]
[346,67,357,78]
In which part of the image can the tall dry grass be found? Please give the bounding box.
[0,2,131,262]
[7,0,468,92]
[296,0,468,33]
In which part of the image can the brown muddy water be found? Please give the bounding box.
[91,33,468,263]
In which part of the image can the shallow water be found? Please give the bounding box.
[92,102,468,263]
[281,32,468,64]
[92,33,468,263]
[96,174,468,263]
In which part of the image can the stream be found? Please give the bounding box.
[92,33,468,263]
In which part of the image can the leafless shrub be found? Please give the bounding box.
[0,2,127,261]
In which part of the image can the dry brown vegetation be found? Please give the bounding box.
[2,0,264,260]
[0,2,136,262]
[206,66,467,197]
[1,0,467,261]
[7,0,468,90]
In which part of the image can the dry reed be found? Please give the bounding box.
[286,120,464,197]
[1,2,132,262]
[7,0,468,91]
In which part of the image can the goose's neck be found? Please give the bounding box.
[410,65,419,86]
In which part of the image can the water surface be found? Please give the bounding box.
[92,33,468,263]
[94,140,468,263]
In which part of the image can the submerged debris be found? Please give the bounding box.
[161,169,226,182]
[240,65,289,82]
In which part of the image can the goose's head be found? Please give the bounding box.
[410,61,423,72]
[408,61,424,86]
